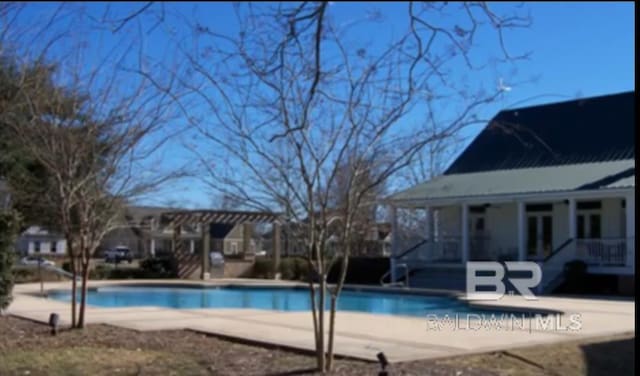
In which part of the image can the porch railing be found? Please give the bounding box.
[395,237,462,264]
[575,238,630,266]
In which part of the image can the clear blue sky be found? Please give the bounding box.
[11,2,635,208]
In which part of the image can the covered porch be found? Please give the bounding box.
[387,161,635,287]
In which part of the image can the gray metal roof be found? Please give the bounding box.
[389,159,634,202]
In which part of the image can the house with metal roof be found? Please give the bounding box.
[385,91,635,294]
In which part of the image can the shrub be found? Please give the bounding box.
[251,257,309,281]
[1,211,21,311]
[140,257,178,276]
[562,260,588,292]
[252,258,274,279]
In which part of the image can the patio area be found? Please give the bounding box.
[8,279,635,363]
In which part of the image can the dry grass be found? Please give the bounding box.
[0,316,633,375]
[437,333,635,376]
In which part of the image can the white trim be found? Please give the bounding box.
[387,188,634,208]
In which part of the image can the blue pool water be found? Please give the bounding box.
[48,285,538,318]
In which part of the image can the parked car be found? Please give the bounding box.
[104,246,133,264]
[209,251,224,267]
[19,256,55,267]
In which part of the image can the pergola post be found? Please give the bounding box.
[242,223,252,256]
[149,218,156,258]
[390,205,398,283]
[272,222,281,279]
[172,225,181,254]
[201,223,210,280]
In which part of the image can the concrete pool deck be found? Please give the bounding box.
[8,279,635,363]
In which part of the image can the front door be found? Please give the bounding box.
[469,214,488,259]
[577,211,601,239]
[527,214,553,260]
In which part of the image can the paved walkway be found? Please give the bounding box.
[9,280,635,363]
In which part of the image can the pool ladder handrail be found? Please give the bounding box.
[380,263,410,287]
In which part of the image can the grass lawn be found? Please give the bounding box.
[0,316,633,375]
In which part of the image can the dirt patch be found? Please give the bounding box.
[0,316,492,375]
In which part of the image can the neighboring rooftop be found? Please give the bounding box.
[446,91,635,174]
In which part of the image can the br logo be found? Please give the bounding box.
[465,262,542,300]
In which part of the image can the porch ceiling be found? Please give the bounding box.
[388,159,634,205]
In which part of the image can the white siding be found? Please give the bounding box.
[552,202,569,249]
[601,198,624,238]
[485,203,518,254]
[27,239,67,255]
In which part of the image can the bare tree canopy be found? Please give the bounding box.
[138,2,531,371]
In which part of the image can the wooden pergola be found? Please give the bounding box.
[162,210,282,280]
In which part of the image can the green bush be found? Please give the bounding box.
[140,257,178,276]
[251,257,309,281]
[1,211,21,311]
[252,258,274,279]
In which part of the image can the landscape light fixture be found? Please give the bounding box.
[48,312,59,336]
[377,352,389,376]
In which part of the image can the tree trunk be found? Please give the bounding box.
[68,248,77,328]
[317,276,326,372]
[327,297,338,371]
[70,263,77,328]
[77,259,90,328]
[327,254,349,371]
[307,262,320,357]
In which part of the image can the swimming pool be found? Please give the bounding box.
[47,285,540,318]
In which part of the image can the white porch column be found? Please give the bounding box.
[568,198,577,239]
[390,205,398,282]
[625,194,635,267]
[189,239,195,254]
[461,203,469,263]
[517,201,526,261]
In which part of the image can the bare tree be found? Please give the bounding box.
[1,3,186,328]
[139,1,530,371]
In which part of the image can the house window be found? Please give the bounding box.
[230,242,238,254]
[34,241,41,253]
[51,241,57,253]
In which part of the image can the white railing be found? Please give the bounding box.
[539,239,576,293]
[396,238,462,264]
[575,238,629,266]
